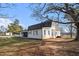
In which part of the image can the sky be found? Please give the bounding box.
[0,3,70,32]
[0,3,40,29]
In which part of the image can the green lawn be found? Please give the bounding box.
[0,37,41,56]
[0,37,41,47]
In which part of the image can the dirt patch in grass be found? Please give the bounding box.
[0,37,79,56]
[0,37,41,56]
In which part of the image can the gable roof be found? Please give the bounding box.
[28,20,53,30]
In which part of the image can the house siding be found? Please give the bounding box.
[28,29,42,39]
[42,27,52,39]
[42,22,61,39]
[27,21,61,39]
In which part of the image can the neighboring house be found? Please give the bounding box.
[27,20,61,39]
[0,32,12,36]
[6,32,12,36]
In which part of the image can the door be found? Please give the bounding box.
[23,32,28,37]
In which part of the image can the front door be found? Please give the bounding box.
[23,32,28,37]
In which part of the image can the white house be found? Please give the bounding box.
[27,20,61,39]
[6,32,12,36]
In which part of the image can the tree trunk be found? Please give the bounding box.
[74,23,79,40]
[70,23,72,38]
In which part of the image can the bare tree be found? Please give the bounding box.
[31,3,79,40]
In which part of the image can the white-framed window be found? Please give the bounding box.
[28,31,31,34]
[32,30,38,35]
[48,30,50,35]
[44,30,46,35]
[36,30,38,35]
[33,31,35,35]
[28,31,32,35]
[51,30,53,36]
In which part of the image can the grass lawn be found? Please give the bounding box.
[0,37,41,56]
[0,37,41,46]
[0,37,79,56]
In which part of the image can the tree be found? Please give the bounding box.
[8,19,23,34]
[31,3,79,40]
[0,25,7,32]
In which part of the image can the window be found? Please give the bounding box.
[29,31,32,35]
[51,30,53,36]
[52,32,53,36]
[48,30,50,35]
[44,30,46,35]
[29,31,31,34]
[36,30,38,35]
[33,31,35,35]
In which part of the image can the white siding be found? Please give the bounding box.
[27,22,61,39]
[42,22,61,39]
[56,31,61,37]
[6,32,12,36]
[42,27,55,39]
[28,29,42,39]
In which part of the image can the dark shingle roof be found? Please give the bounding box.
[28,20,53,30]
